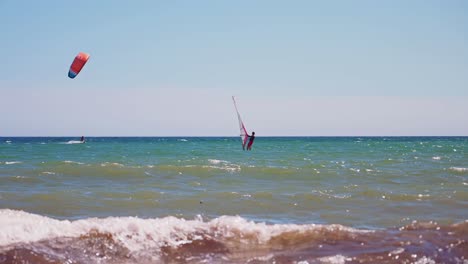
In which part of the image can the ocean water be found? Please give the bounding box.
[0,137,467,263]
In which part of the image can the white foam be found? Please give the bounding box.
[207,160,243,172]
[0,209,371,252]
[449,167,468,173]
[390,247,405,255]
[318,255,352,264]
[432,156,441,160]
[248,253,275,262]
[100,162,124,167]
[4,161,21,165]
[413,256,436,264]
[208,159,226,164]
[65,140,85,144]
[177,139,188,142]
[63,160,84,165]
[198,161,241,172]
[333,194,351,199]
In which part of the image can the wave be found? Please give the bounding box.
[100,162,125,167]
[63,160,85,165]
[449,167,468,173]
[208,159,227,165]
[9,159,468,184]
[0,210,466,264]
[0,175,43,185]
[2,161,22,165]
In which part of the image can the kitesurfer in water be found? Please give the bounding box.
[80,136,85,143]
[246,132,255,150]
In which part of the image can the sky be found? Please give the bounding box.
[1,0,467,136]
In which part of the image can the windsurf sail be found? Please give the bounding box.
[232,96,249,150]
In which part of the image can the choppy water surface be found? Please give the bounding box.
[1,137,467,263]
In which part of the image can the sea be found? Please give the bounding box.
[0,137,466,264]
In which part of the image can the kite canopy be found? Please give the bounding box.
[68,52,90,79]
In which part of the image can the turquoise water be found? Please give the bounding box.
[1,137,467,263]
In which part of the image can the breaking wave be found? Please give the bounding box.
[0,210,466,264]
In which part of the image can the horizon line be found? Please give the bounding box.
[1,135,467,138]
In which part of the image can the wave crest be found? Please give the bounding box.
[0,210,466,264]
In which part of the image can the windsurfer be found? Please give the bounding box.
[246,132,255,150]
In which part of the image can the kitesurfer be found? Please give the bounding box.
[80,136,85,143]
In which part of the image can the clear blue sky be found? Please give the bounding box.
[1,0,467,136]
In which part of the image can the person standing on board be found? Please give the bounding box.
[80,136,85,143]
[246,132,255,150]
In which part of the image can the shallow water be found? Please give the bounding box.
[1,137,467,263]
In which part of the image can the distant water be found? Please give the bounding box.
[0,137,467,263]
